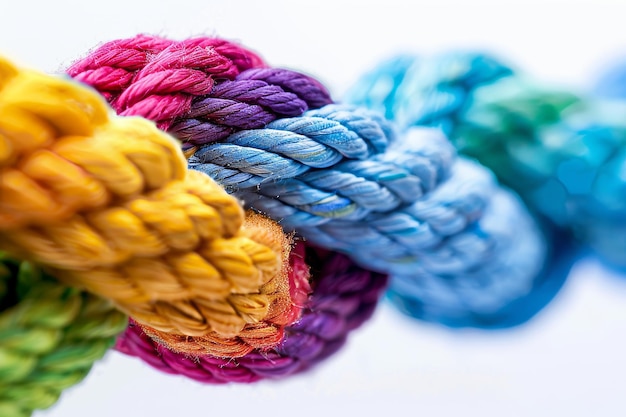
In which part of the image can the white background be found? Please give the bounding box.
[2,1,626,416]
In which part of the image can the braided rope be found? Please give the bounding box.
[0,56,301,354]
[137,213,312,358]
[385,161,578,327]
[67,35,266,130]
[190,111,571,329]
[0,252,127,417]
[115,242,388,383]
[68,35,332,147]
[347,52,626,268]
[193,108,454,222]
[69,36,575,328]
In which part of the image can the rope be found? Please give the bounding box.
[0,252,127,417]
[0,56,301,354]
[68,36,572,328]
[347,51,626,268]
[115,242,388,383]
[68,35,332,146]
[189,110,573,327]
[136,212,312,358]
[67,35,266,130]
[385,166,578,327]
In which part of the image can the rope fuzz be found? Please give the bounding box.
[115,242,388,382]
[0,56,301,350]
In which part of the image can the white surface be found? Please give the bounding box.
[2,1,626,416]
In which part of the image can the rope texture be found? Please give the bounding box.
[0,252,127,417]
[347,52,626,268]
[136,221,312,358]
[67,35,332,150]
[67,35,266,131]
[0,56,301,354]
[115,242,388,383]
[69,36,572,328]
[191,109,573,327]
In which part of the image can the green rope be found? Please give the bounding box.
[0,252,127,417]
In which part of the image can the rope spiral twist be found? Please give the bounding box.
[0,56,302,356]
[70,36,576,328]
[116,242,388,383]
[347,52,626,268]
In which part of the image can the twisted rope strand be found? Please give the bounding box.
[67,35,265,127]
[136,211,312,358]
[170,68,333,146]
[189,106,456,234]
[115,242,388,383]
[189,92,569,327]
[347,51,626,268]
[0,252,127,417]
[71,36,569,328]
[68,36,332,145]
[0,57,301,353]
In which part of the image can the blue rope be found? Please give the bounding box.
[188,102,574,328]
[347,52,625,270]
[190,104,456,233]
[386,164,576,328]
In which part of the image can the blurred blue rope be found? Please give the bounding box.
[188,101,576,328]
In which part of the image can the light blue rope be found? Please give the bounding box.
[188,102,573,328]
[190,104,456,232]
[387,160,572,327]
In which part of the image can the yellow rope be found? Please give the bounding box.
[0,57,297,345]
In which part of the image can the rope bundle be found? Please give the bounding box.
[0,41,390,408]
[69,35,575,329]
[115,242,388,383]
[67,35,331,147]
[4,32,620,414]
[347,52,625,268]
[67,35,266,130]
[0,56,305,357]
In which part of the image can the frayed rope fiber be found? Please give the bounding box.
[67,35,266,131]
[0,252,127,417]
[71,35,576,329]
[115,242,388,383]
[347,52,626,269]
[134,211,312,358]
[67,34,332,146]
[0,56,304,356]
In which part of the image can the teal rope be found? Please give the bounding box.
[348,52,626,268]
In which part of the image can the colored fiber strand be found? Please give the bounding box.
[115,242,388,383]
[71,36,575,329]
[0,56,301,354]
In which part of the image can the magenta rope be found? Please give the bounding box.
[115,242,388,383]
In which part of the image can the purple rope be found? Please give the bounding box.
[170,68,333,146]
[115,243,388,383]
